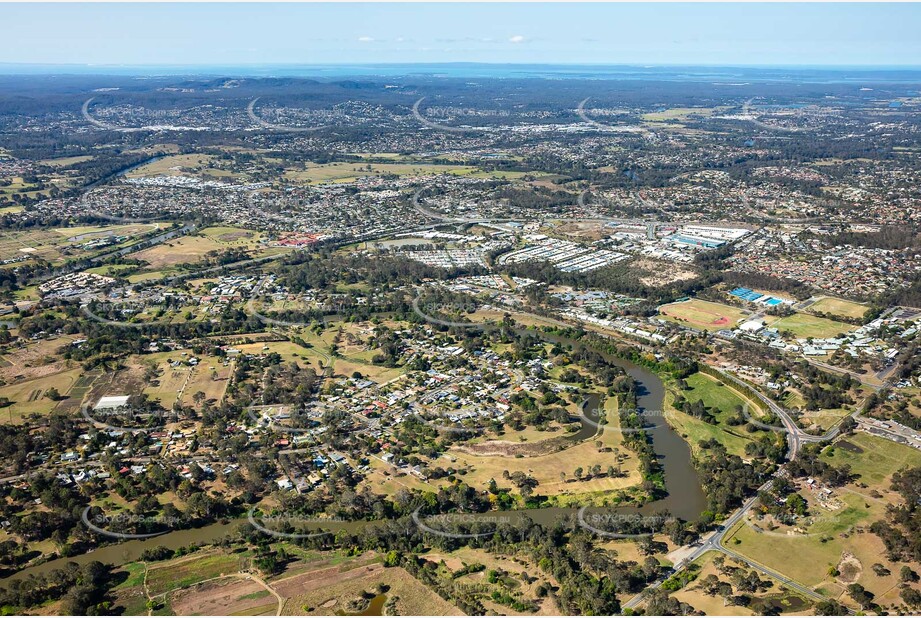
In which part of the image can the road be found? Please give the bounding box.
[713,368,820,459]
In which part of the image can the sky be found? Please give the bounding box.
[1,2,920,67]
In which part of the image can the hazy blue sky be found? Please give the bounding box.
[2,3,920,67]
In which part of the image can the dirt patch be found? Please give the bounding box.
[170,576,277,616]
[634,258,698,287]
[552,221,610,242]
[272,563,384,600]
[215,231,254,242]
[456,434,576,457]
[836,553,863,584]
[836,440,864,454]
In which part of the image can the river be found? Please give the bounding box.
[2,331,705,582]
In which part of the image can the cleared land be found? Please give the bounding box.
[440,393,643,506]
[131,235,230,269]
[659,299,749,332]
[276,562,461,616]
[724,433,921,605]
[170,576,278,616]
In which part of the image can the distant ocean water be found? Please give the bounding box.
[2,62,921,84]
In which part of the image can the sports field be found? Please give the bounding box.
[766,312,854,339]
[659,299,749,331]
[809,296,870,320]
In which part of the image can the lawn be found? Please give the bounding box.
[821,432,921,485]
[809,297,870,320]
[767,313,854,339]
[664,373,762,458]
[659,299,749,332]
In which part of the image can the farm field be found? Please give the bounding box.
[809,296,870,320]
[0,367,84,423]
[767,312,854,339]
[659,299,749,332]
[169,576,278,616]
[145,551,250,597]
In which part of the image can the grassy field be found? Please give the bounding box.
[641,106,729,122]
[124,154,223,178]
[664,373,763,457]
[145,551,248,597]
[130,226,279,271]
[767,313,854,339]
[670,551,812,616]
[131,235,229,269]
[659,299,749,332]
[440,393,643,505]
[282,161,530,185]
[724,433,921,604]
[821,431,921,485]
[0,367,84,423]
[809,296,870,320]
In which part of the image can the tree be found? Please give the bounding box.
[846,583,874,610]
[814,599,848,615]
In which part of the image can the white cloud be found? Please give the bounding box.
[358,36,374,43]
[509,35,525,44]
